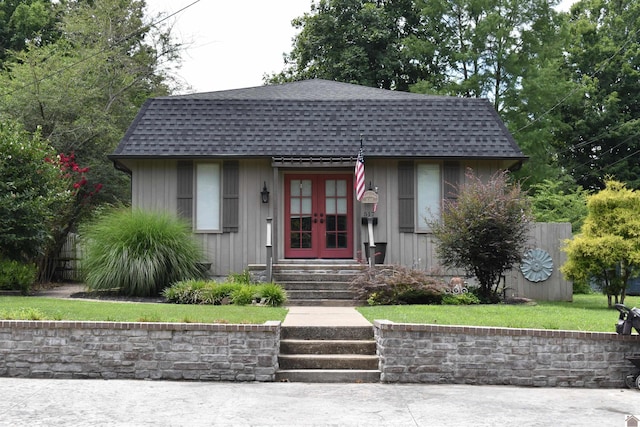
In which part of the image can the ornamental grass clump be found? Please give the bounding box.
[82,208,205,297]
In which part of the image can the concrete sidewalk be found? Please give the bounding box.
[2,378,639,426]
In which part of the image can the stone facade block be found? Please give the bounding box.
[373,320,640,387]
[0,320,280,382]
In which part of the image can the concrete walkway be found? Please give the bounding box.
[282,306,371,327]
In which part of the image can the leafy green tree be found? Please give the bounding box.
[0,120,70,262]
[267,0,425,90]
[0,0,59,66]
[554,0,640,190]
[428,169,533,302]
[529,179,589,232]
[562,180,640,307]
[1,0,182,281]
[0,0,179,206]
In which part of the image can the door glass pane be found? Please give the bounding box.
[337,233,347,248]
[326,232,337,248]
[290,199,300,215]
[336,180,347,197]
[301,198,312,214]
[337,215,347,231]
[337,199,347,214]
[301,180,312,197]
[326,215,336,231]
[291,180,300,197]
[326,199,335,215]
[301,216,312,231]
[326,180,336,197]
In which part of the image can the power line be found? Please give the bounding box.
[514,22,640,136]
[0,0,201,98]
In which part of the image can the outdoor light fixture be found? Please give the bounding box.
[261,181,270,203]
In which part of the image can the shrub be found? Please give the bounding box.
[428,169,533,302]
[350,265,448,305]
[0,259,37,294]
[230,285,256,306]
[163,280,287,306]
[257,283,288,307]
[81,208,205,297]
[441,293,481,305]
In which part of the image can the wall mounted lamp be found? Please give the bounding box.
[261,181,270,204]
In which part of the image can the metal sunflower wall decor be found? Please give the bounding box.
[520,248,554,283]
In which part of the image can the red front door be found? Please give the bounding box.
[285,174,353,259]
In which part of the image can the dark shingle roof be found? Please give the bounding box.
[111,79,525,161]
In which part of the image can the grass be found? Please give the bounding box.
[0,297,287,324]
[357,294,640,332]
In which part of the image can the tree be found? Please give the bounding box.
[428,169,533,302]
[554,0,640,190]
[0,0,182,281]
[266,0,425,90]
[529,179,589,233]
[562,180,640,307]
[0,0,180,206]
[0,0,59,66]
[0,120,70,262]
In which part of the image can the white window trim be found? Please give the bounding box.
[195,162,222,232]
[416,162,442,232]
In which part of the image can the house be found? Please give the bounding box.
[110,79,571,300]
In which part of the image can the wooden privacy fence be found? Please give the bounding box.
[54,233,83,282]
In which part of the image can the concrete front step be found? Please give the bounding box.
[280,339,376,355]
[279,281,353,290]
[279,354,379,370]
[274,273,360,282]
[281,326,374,341]
[286,289,354,300]
[286,299,360,307]
[277,325,379,383]
[276,369,381,383]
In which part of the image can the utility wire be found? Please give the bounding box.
[514,23,640,136]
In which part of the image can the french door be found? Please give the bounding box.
[285,174,353,259]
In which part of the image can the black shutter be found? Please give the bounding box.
[222,161,239,233]
[398,161,414,233]
[443,161,460,201]
[176,161,193,226]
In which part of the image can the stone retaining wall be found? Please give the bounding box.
[374,320,640,387]
[0,320,280,381]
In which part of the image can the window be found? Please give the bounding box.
[398,161,459,233]
[416,163,441,231]
[177,160,238,233]
[195,163,221,231]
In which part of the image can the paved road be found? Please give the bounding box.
[2,378,640,426]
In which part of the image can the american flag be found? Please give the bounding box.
[355,145,365,201]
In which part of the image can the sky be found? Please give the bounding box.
[147,0,578,94]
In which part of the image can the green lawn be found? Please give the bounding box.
[0,296,288,324]
[357,294,640,332]
[2,294,639,332]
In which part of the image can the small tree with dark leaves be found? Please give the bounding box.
[427,169,533,302]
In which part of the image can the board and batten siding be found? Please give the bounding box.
[126,158,571,300]
[128,159,273,276]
